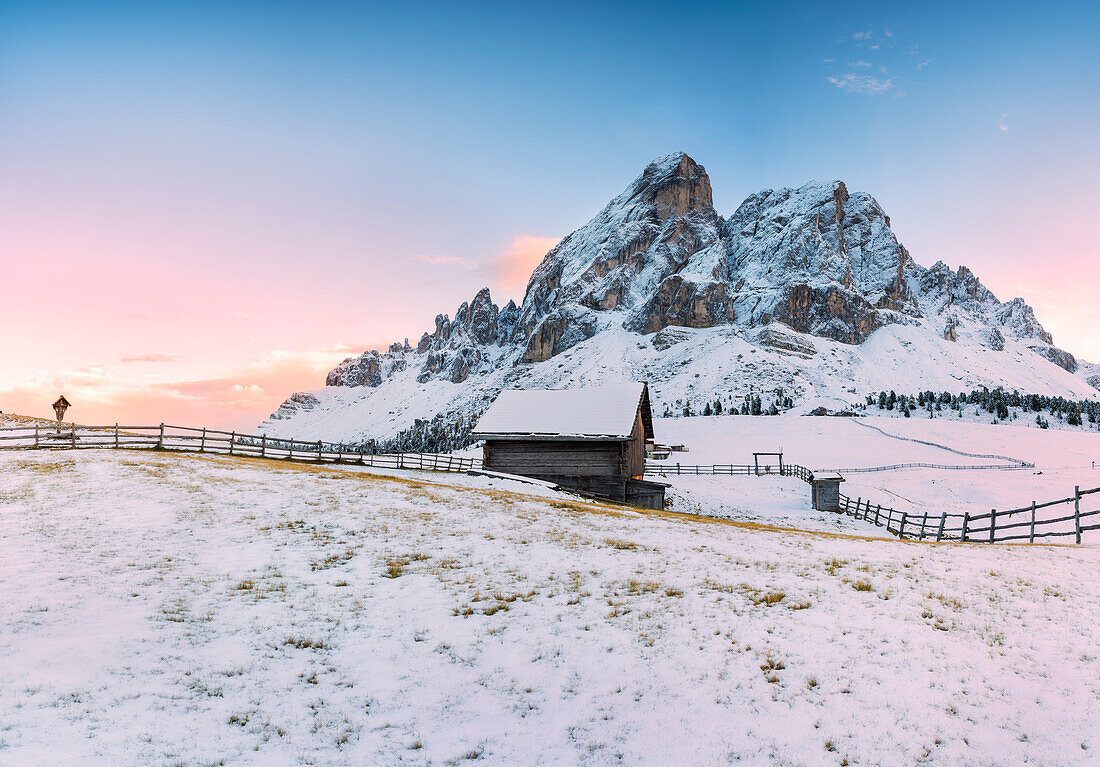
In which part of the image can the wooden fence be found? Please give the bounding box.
[6,423,1095,543]
[817,461,1030,473]
[835,487,1100,544]
[645,459,1099,544]
[0,423,482,473]
[644,461,1027,476]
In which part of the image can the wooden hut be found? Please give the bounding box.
[471,382,667,509]
[811,472,845,512]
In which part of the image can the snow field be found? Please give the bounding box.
[2,450,1099,766]
[655,414,1100,536]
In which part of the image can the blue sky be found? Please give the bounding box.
[1,0,1098,425]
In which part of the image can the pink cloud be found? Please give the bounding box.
[401,235,560,304]
[119,353,179,363]
[489,235,560,301]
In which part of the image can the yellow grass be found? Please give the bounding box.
[10,447,1074,549]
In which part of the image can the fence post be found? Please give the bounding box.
[261,434,266,458]
[158,423,164,448]
[71,423,76,448]
[288,439,293,460]
[1029,502,1036,543]
[317,441,323,462]
[936,512,947,542]
[919,514,927,541]
[989,509,997,543]
[337,444,343,463]
[856,498,861,519]
[200,427,206,453]
[229,431,235,455]
[875,505,882,526]
[1075,486,1082,544]
[114,423,119,449]
[899,512,908,539]
[961,511,969,542]
[34,424,39,448]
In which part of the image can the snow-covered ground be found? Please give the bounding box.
[663,474,896,539]
[2,448,1099,766]
[655,413,1100,536]
[258,321,1100,446]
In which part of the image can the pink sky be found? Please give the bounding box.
[4,2,1098,431]
[0,229,556,430]
[3,188,1094,434]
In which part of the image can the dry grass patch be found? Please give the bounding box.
[382,551,430,579]
[284,636,327,650]
[927,591,964,610]
[738,585,787,606]
[624,579,661,596]
[760,652,786,683]
[311,548,357,571]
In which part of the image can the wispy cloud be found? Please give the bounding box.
[119,353,179,363]
[828,74,893,95]
[408,253,474,268]
[997,114,1010,132]
[406,236,559,302]
[828,24,916,95]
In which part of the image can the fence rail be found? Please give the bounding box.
[644,461,1028,476]
[817,462,1030,473]
[834,488,1100,544]
[7,423,1095,544]
[0,423,483,473]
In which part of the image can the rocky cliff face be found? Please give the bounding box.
[264,152,1095,439]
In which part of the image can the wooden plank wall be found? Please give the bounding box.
[484,439,625,477]
[627,412,646,478]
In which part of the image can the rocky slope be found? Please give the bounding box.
[261,153,1098,443]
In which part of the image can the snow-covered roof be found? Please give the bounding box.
[472,383,652,441]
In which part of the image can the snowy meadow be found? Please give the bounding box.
[1,446,1099,766]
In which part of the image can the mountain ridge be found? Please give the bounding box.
[260,153,1097,443]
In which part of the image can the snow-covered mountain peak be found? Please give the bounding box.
[513,152,722,361]
[626,152,714,221]
[262,154,1098,444]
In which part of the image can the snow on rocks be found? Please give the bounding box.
[260,153,1096,446]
